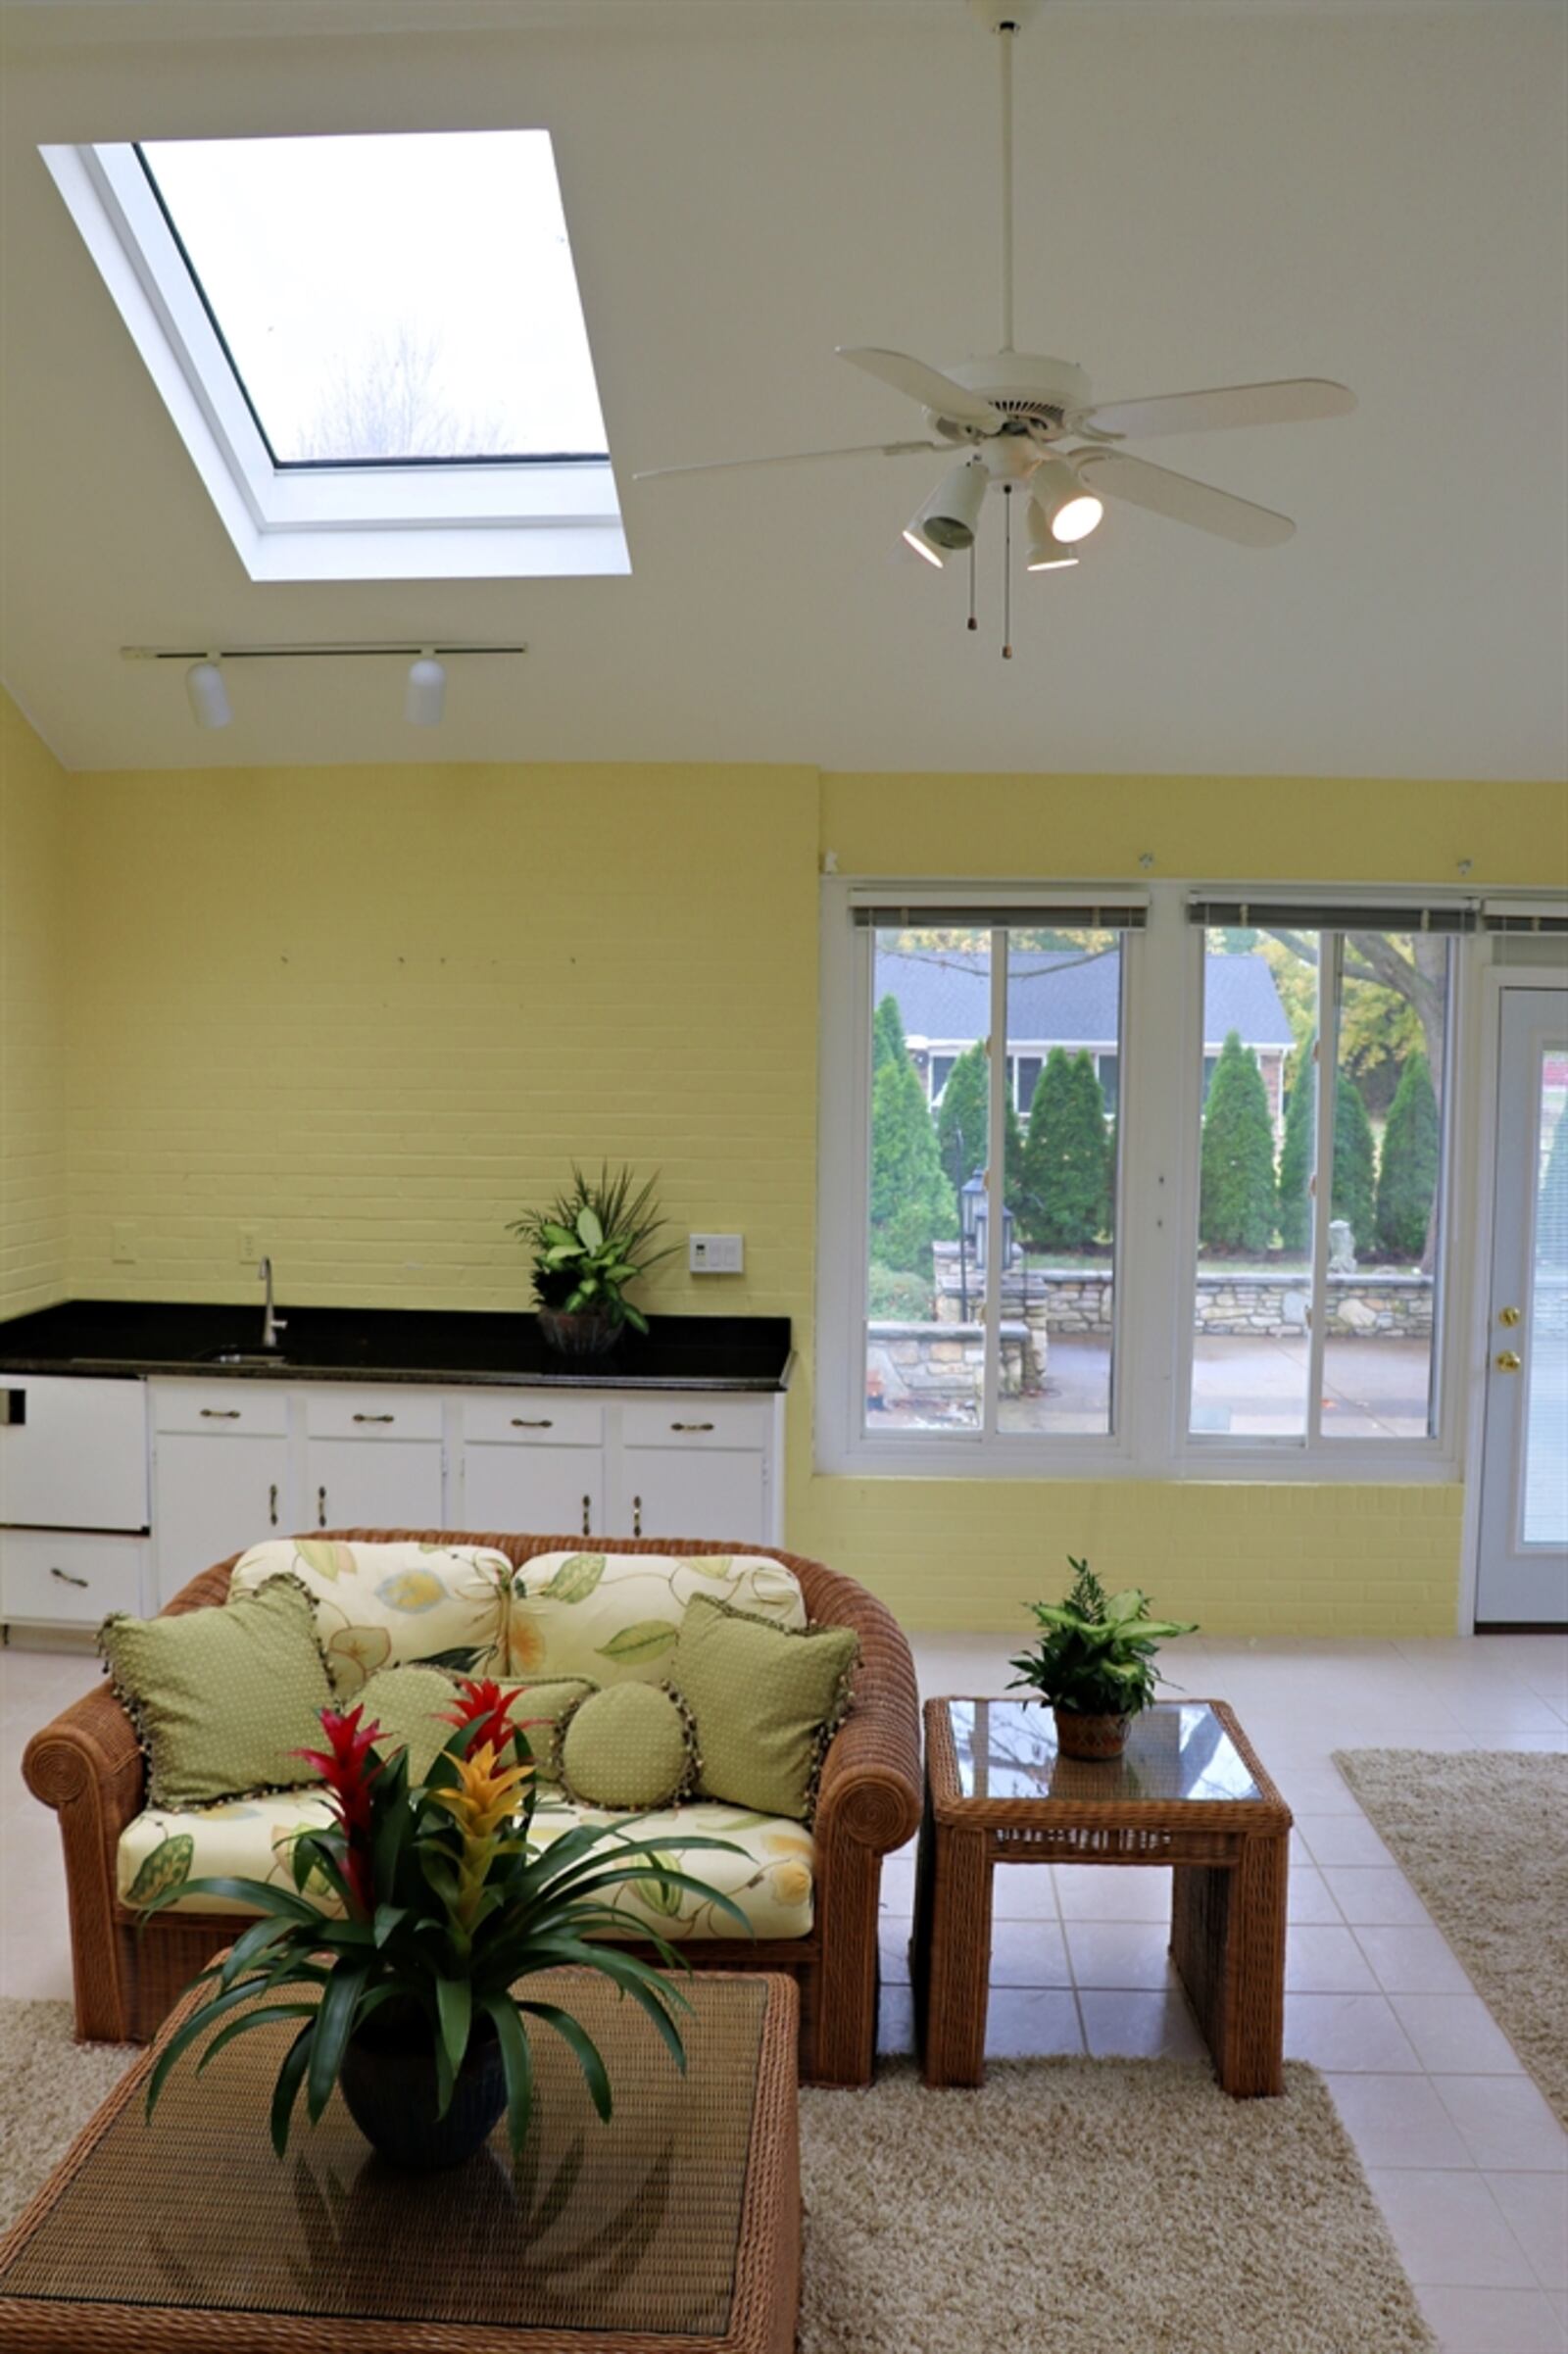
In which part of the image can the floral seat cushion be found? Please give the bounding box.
[507,1550,805,1685]
[117,1791,814,1939]
[228,1539,512,1692]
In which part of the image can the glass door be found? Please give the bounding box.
[1476,987,1568,1626]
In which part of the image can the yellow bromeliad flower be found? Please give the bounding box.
[426,1741,534,1937]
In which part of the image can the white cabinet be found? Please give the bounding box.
[305,1438,443,1533]
[153,1432,289,1599]
[0,1376,148,1531]
[0,1530,149,1626]
[616,1398,773,1543]
[460,1396,605,1539]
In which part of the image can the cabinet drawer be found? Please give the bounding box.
[462,1396,604,1447]
[0,1529,148,1625]
[620,1398,767,1449]
[152,1382,288,1438]
[304,1391,442,1443]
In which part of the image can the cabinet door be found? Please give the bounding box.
[462,1446,604,1542]
[305,1439,443,1534]
[154,1433,290,1604]
[0,1376,148,1532]
[618,1447,767,1545]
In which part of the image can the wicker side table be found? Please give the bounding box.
[0,1970,800,2353]
[913,1696,1292,2098]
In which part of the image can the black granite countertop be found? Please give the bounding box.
[0,1301,794,1393]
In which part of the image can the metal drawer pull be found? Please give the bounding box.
[352,1413,396,1425]
[200,1408,242,1420]
[50,1565,90,1589]
[632,1495,643,1537]
[269,1483,278,1527]
[670,1421,715,1434]
[582,1495,592,1537]
[512,1417,554,1429]
[318,1486,327,1529]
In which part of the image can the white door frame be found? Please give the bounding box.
[1457,965,1568,1633]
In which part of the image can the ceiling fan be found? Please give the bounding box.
[633,0,1355,644]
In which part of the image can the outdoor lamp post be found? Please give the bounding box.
[958,1169,986,1321]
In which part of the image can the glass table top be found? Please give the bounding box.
[944,1699,1264,1806]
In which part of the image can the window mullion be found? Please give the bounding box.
[1306,936,1342,1444]
[982,928,1007,1440]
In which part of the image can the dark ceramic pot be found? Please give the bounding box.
[338,2011,507,2171]
[1053,1707,1132,1760]
[537,1305,623,1359]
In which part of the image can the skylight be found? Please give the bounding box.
[137,132,609,467]
[42,129,626,582]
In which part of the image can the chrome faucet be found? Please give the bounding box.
[259,1257,287,1352]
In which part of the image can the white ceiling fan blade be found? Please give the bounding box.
[1075,450,1295,546]
[632,439,947,483]
[1074,379,1356,441]
[836,347,1005,432]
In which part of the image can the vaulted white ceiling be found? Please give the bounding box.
[2,0,1564,777]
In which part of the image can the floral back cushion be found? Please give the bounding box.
[228,1539,511,1694]
[507,1551,805,1688]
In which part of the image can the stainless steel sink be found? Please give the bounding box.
[203,1349,291,1368]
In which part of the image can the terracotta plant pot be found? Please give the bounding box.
[537,1305,623,1359]
[1053,1706,1132,1760]
[339,2011,508,2171]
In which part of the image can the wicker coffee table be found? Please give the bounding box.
[914,1696,1292,2097]
[0,1970,799,2352]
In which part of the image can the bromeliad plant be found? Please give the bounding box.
[140,1677,747,2159]
[508,1163,674,1336]
[1008,1558,1199,1719]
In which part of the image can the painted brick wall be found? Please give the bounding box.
[0,694,69,1316]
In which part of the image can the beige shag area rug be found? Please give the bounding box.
[1,2004,1430,2352]
[1336,1747,1568,2127]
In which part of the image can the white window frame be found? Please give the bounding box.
[816,876,1475,1483]
[40,142,628,584]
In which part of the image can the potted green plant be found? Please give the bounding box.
[509,1163,674,1357]
[1008,1558,1198,1759]
[141,1678,746,2170]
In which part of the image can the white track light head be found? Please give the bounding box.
[405,654,447,727]
[1033,457,1102,544]
[184,658,231,730]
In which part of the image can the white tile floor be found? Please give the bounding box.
[2,1628,1565,2354]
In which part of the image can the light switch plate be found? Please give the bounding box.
[688,1233,744,1274]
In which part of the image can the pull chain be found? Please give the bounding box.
[967,542,978,632]
[1003,484,1013,660]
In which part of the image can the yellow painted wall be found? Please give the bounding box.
[6,694,1566,1632]
[0,693,69,1316]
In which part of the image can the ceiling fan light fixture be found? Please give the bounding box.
[1024,500,1080,571]
[1033,457,1103,544]
[901,523,947,568]
[912,457,989,553]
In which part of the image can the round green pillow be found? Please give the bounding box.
[556,1683,696,1811]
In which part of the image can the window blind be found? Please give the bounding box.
[1482,900,1568,935]
[853,902,1148,930]
[1186,897,1477,934]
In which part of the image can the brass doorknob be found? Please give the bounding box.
[1498,1305,1522,1328]
[1494,1350,1523,1373]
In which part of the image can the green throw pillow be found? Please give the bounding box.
[498,1677,598,1779]
[99,1572,333,1810]
[556,1683,697,1811]
[357,1664,460,1783]
[674,1594,858,1823]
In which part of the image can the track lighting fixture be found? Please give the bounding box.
[1032,457,1103,544]
[124,641,525,731]
[184,657,232,730]
[904,456,989,564]
[404,652,447,728]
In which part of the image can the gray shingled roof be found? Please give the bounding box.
[873,947,1296,1053]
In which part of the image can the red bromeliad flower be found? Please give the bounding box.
[292,1704,383,1917]
[440,1677,526,1761]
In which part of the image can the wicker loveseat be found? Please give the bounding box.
[24,1530,921,2085]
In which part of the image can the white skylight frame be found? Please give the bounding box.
[41,139,628,583]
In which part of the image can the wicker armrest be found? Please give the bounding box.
[808,1565,922,1854]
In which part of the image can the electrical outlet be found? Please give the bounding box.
[239,1227,260,1262]
[688,1233,744,1275]
[111,1222,137,1264]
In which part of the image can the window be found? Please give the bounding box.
[41,133,625,581]
[1187,906,1464,1450]
[818,880,1477,1481]
[824,896,1144,1467]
